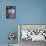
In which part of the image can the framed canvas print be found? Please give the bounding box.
[18,24,46,46]
[6,6,16,19]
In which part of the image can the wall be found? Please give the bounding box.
[16,0,46,24]
[0,0,46,44]
[0,0,18,44]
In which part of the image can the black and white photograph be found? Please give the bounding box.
[6,6,16,19]
[18,24,46,46]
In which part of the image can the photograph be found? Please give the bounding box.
[6,6,16,19]
[18,24,46,46]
